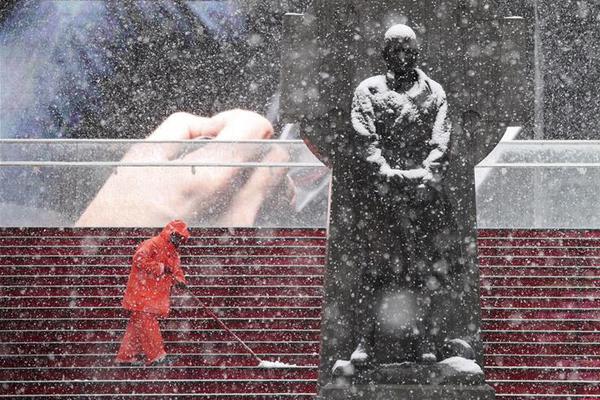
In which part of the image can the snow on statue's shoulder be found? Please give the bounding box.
[439,356,483,374]
[356,75,388,94]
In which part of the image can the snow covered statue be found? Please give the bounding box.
[328,24,486,385]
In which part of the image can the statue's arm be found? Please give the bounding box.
[424,96,451,174]
[400,95,451,183]
[351,86,401,179]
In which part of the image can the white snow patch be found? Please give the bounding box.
[439,357,483,374]
[384,24,417,42]
[332,359,355,376]
[257,360,297,368]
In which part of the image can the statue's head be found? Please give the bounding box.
[382,24,419,75]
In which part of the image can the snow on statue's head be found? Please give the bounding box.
[382,24,419,75]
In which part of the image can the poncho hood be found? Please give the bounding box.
[160,219,190,243]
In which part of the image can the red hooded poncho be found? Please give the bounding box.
[122,220,190,316]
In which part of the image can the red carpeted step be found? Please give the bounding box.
[478,247,600,257]
[478,238,600,248]
[479,257,600,266]
[481,309,600,320]
[483,343,600,356]
[0,286,323,297]
[0,246,326,256]
[0,318,322,332]
[0,380,318,396]
[481,276,600,287]
[482,331,600,343]
[478,230,600,238]
[0,227,327,238]
[1,396,316,400]
[0,295,323,308]
[2,306,322,319]
[0,256,326,266]
[1,341,320,355]
[485,355,600,368]
[0,353,318,368]
[488,382,600,396]
[0,265,325,276]
[482,319,600,331]
[0,329,320,343]
[1,275,324,286]
[480,297,600,308]
[0,366,318,381]
[486,368,600,381]
[480,266,600,277]
[480,287,599,298]
[0,236,327,247]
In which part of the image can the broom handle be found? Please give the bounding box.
[184,287,262,363]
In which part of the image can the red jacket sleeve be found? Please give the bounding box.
[132,242,164,277]
[169,258,186,284]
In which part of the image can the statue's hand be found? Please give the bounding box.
[396,168,432,183]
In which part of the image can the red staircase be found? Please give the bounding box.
[3,227,600,399]
[0,228,326,399]
[479,229,600,399]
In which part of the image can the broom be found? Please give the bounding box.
[183,286,296,368]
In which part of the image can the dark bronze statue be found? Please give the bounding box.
[332,24,478,378]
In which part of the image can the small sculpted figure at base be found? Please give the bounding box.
[115,220,190,366]
[333,24,480,382]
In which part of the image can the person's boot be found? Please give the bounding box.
[418,339,438,364]
[148,353,177,366]
[438,338,476,361]
[350,338,370,366]
[115,357,144,367]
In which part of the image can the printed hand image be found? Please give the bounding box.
[76,109,291,227]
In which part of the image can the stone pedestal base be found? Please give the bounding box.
[318,383,496,400]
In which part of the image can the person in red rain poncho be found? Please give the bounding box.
[115,220,190,365]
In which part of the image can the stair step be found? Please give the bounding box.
[485,356,600,368]
[489,381,600,396]
[0,296,323,308]
[0,246,326,256]
[0,330,320,343]
[0,366,318,381]
[1,395,315,399]
[0,286,323,297]
[0,341,320,355]
[0,256,326,266]
[0,237,326,246]
[486,369,600,381]
[481,298,600,308]
[482,309,600,320]
[0,276,325,286]
[0,266,325,276]
[0,380,318,396]
[0,318,321,331]
[0,228,327,238]
[480,266,600,276]
[0,354,318,368]
[480,257,600,266]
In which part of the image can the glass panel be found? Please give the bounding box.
[0,139,330,228]
[475,128,600,229]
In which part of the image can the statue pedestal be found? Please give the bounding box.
[319,362,495,400]
[318,383,495,400]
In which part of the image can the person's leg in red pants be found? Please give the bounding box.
[116,311,167,364]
